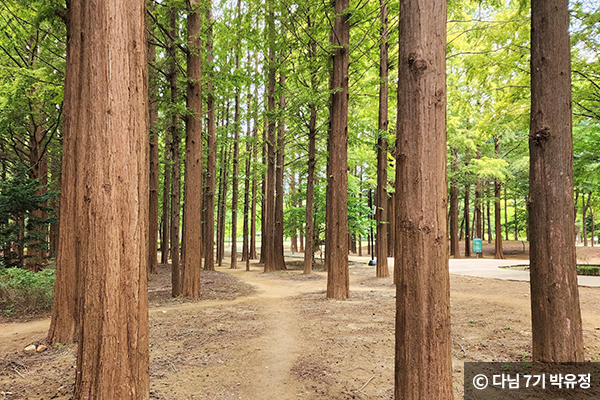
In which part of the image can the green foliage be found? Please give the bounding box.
[0,165,57,268]
[0,267,55,315]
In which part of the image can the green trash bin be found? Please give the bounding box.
[472,238,482,253]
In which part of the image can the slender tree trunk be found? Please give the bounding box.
[274,74,287,270]
[528,0,584,362]
[583,192,591,247]
[514,196,518,240]
[475,148,482,258]
[161,144,171,264]
[388,191,395,257]
[395,0,452,397]
[303,22,317,275]
[325,0,350,299]
[592,210,595,247]
[464,184,471,258]
[259,119,267,264]
[290,173,297,253]
[203,0,217,271]
[68,0,149,396]
[230,0,242,269]
[494,181,505,259]
[504,186,509,240]
[487,186,492,244]
[263,2,277,272]
[242,83,252,263]
[168,7,182,297]
[182,1,203,298]
[216,145,225,265]
[148,6,159,275]
[375,0,389,278]
[47,7,81,344]
[449,148,460,258]
[217,133,230,267]
[250,103,259,260]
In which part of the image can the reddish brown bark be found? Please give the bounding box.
[182,0,203,298]
[325,0,350,299]
[375,0,389,278]
[148,6,159,275]
[274,74,287,270]
[394,0,452,397]
[528,0,584,362]
[449,148,460,258]
[68,0,149,396]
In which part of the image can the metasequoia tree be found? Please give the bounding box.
[148,1,160,275]
[494,137,504,259]
[326,0,350,299]
[230,0,242,270]
[528,0,584,362]
[168,6,182,297]
[394,0,452,398]
[263,0,278,272]
[375,0,389,278]
[449,148,460,258]
[274,74,287,270]
[182,0,203,298]
[66,0,150,397]
[203,0,217,271]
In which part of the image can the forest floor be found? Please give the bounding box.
[2,241,600,399]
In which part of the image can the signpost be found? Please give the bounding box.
[473,238,483,254]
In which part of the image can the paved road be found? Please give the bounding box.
[344,254,600,287]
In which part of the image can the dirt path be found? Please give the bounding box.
[3,261,600,400]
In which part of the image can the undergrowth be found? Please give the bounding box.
[0,267,55,316]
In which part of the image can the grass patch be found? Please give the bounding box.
[0,267,55,316]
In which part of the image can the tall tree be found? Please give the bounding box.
[528,0,584,362]
[148,1,160,275]
[274,73,287,270]
[230,0,242,270]
[394,0,452,398]
[325,0,350,299]
[375,0,389,278]
[203,0,217,271]
[449,148,460,258]
[494,137,505,259]
[182,0,203,298]
[263,0,278,272]
[168,6,182,297]
[68,0,149,396]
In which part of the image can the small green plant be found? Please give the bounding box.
[469,319,474,323]
[0,267,55,316]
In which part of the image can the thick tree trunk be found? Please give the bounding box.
[182,1,203,298]
[68,0,149,396]
[375,0,389,278]
[528,0,584,362]
[449,148,460,258]
[148,8,159,275]
[28,125,48,268]
[203,0,217,271]
[274,74,287,270]
[395,0,452,397]
[168,7,182,297]
[325,0,350,299]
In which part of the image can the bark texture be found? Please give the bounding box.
[528,0,584,362]
[148,5,159,275]
[394,0,452,398]
[182,1,203,298]
[375,0,389,278]
[69,0,150,397]
[449,148,460,258]
[325,0,350,299]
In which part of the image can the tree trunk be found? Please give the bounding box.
[514,196,518,240]
[161,144,171,264]
[475,148,482,258]
[274,74,287,270]
[242,83,252,264]
[217,134,230,267]
[47,7,81,344]
[449,148,460,258]
[303,66,317,274]
[504,186,509,240]
[528,0,584,362]
[388,191,395,257]
[148,6,159,275]
[592,210,595,247]
[250,97,259,260]
[487,185,492,244]
[263,2,277,272]
[290,172,297,253]
[68,0,149,396]
[203,0,217,271]
[494,179,505,259]
[464,184,471,258]
[375,0,389,278]
[182,1,203,298]
[394,0,452,397]
[326,0,350,299]
[583,192,591,247]
[168,7,182,297]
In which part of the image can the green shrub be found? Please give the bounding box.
[577,265,600,276]
[0,267,55,316]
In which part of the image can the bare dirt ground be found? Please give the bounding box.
[2,247,600,399]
